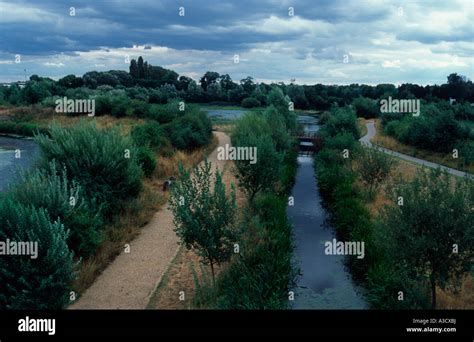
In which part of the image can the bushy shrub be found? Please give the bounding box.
[365,262,430,309]
[162,109,212,150]
[94,95,113,115]
[128,99,148,117]
[216,194,294,309]
[322,107,359,139]
[232,114,283,200]
[7,162,102,257]
[263,105,292,152]
[131,121,161,147]
[35,122,142,217]
[110,96,130,117]
[136,147,157,177]
[324,132,360,153]
[241,97,260,108]
[383,104,469,154]
[0,199,75,309]
[352,97,380,118]
[456,139,474,166]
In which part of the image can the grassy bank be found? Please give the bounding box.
[315,106,473,309]
[373,118,474,174]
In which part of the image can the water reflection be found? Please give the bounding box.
[288,155,366,309]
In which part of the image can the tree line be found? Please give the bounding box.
[1,55,473,109]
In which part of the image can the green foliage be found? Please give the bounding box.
[352,97,379,118]
[216,194,294,309]
[0,121,48,136]
[0,199,75,309]
[94,95,113,115]
[169,159,237,285]
[455,139,474,166]
[162,109,212,150]
[324,132,360,154]
[383,103,470,154]
[267,87,297,132]
[131,121,161,148]
[263,105,292,152]
[23,81,51,104]
[7,162,102,258]
[322,107,359,139]
[241,97,260,108]
[232,114,283,200]
[356,147,396,199]
[35,122,142,217]
[136,147,156,177]
[365,262,430,309]
[110,95,130,117]
[381,169,474,308]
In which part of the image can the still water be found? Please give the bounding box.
[288,155,366,309]
[0,136,39,192]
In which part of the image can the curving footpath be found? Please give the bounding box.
[359,120,472,179]
[69,131,230,309]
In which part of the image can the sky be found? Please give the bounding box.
[0,0,473,85]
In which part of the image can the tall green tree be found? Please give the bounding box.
[137,56,145,79]
[200,71,220,91]
[129,59,139,79]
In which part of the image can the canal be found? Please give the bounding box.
[288,119,366,309]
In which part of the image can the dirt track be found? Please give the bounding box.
[69,131,230,309]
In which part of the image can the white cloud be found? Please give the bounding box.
[44,62,65,67]
[382,60,401,68]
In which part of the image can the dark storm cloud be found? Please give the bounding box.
[0,0,472,84]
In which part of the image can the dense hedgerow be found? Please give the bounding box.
[35,122,142,217]
[0,199,75,309]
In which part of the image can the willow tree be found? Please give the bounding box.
[169,160,237,286]
[382,169,473,308]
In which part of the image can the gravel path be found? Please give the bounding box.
[360,120,472,179]
[70,131,230,309]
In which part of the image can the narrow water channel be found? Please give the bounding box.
[0,136,39,192]
[288,118,366,309]
[288,155,366,309]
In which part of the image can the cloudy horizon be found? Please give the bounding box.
[0,0,473,85]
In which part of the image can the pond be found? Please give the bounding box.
[202,108,247,120]
[0,136,40,192]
